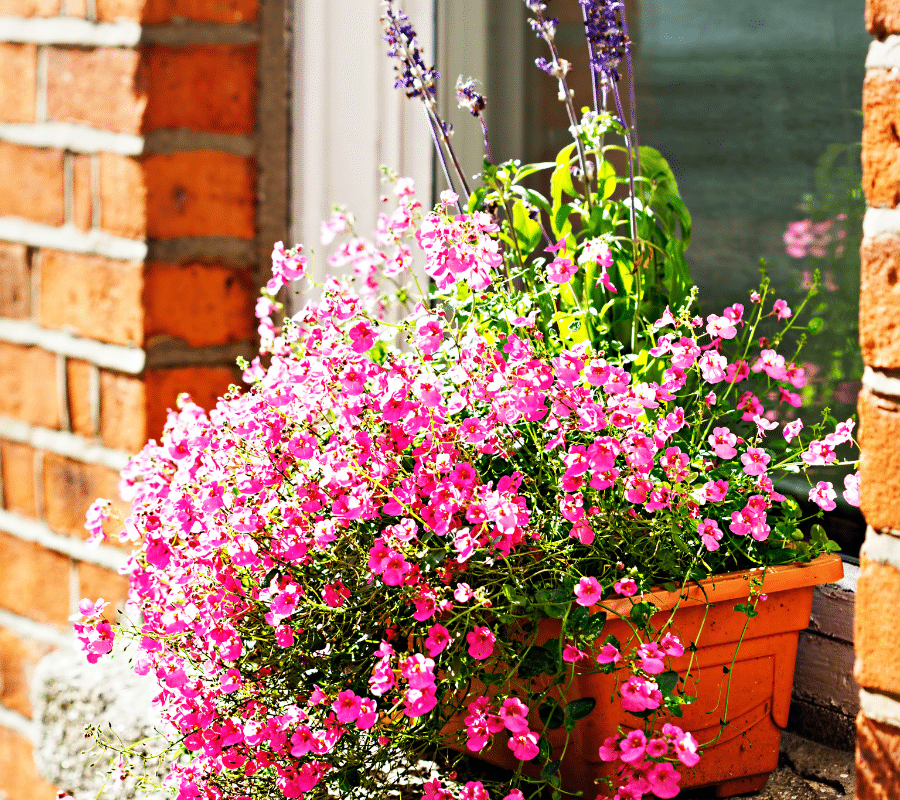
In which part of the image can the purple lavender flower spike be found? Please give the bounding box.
[381,1,440,100]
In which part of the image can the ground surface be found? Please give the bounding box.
[679,733,855,799]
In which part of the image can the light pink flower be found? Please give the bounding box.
[574,576,602,607]
[843,472,861,507]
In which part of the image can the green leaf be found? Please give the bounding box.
[657,670,679,697]
[518,646,558,678]
[534,735,553,763]
[807,317,825,335]
[512,199,543,257]
[540,760,562,779]
[538,700,566,730]
[565,605,590,632]
[552,204,574,240]
[564,697,597,722]
[629,601,655,629]
[597,158,617,201]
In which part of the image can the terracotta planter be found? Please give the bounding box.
[448,553,844,798]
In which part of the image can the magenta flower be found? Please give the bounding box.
[741,447,770,476]
[466,626,496,660]
[620,675,662,712]
[508,730,540,761]
[574,576,603,607]
[425,624,451,656]
[809,481,837,512]
[596,643,622,665]
[499,697,530,734]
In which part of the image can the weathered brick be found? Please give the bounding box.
[145,262,255,347]
[0,628,52,718]
[0,143,64,225]
[67,359,97,439]
[0,0,58,16]
[867,0,900,36]
[0,44,37,124]
[73,153,93,231]
[1,440,36,518]
[0,242,31,320]
[99,370,147,453]
[43,453,124,540]
[0,343,59,428]
[145,366,236,439]
[97,0,258,22]
[0,533,70,627]
[855,555,900,691]
[860,235,900,368]
[98,152,147,239]
[77,561,129,622]
[46,47,146,134]
[145,151,256,239]
[858,390,900,531]
[40,250,144,347]
[863,70,900,208]
[857,713,900,799]
[145,44,258,134]
[0,726,58,800]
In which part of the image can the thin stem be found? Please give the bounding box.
[479,115,493,163]
[424,106,459,206]
[619,4,641,181]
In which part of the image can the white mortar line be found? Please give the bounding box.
[863,207,900,238]
[0,607,74,648]
[0,704,37,742]
[0,16,142,46]
[861,527,900,571]
[35,45,48,124]
[0,319,145,374]
[0,417,131,471]
[0,122,143,156]
[863,366,900,399]
[0,218,146,261]
[861,688,900,730]
[0,509,129,571]
[867,36,900,70]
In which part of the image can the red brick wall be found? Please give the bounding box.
[0,0,288,795]
[856,1,900,796]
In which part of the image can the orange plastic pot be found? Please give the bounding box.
[447,553,843,798]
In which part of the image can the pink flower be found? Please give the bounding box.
[809,481,837,512]
[322,580,350,607]
[619,729,647,763]
[508,730,540,761]
[843,472,861,507]
[547,256,578,284]
[783,419,803,442]
[597,643,622,665]
[741,447,770,476]
[708,427,737,459]
[574,576,602,607]
[356,698,379,729]
[620,676,662,712]
[466,626,496,660]
[637,642,666,675]
[454,583,474,603]
[697,518,723,551]
[614,578,638,597]
[648,761,682,798]
[499,697,530,734]
[673,730,700,767]
[332,690,362,723]
[562,644,589,664]
[773,298,792,319]
[702,479,729,503]
[425,624,451,657]
[660,632,684,657]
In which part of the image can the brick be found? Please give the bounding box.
[0,343,59,428]
[145,366,236,439]
[99,370,147,453]
[0,727,58,800]
[96,0,258,23]
[860,235,900,367]
[858,389,900,530]
[867,0,900,36]
[40,250,144,347]
[67,359,96,439]
[72,154,93,231]
[145,151,256,239]
[145,44,257,134]
[99,153,147,239]
[0,143,64,225]
[46,47,146,134]
[1,441,36,518]
[0,628,52,717]
[145,262,255,347]
[857,713,900,799]
[67,0,89,17]
[855,555,900,691]
[0,243,31,320]
[43,453,124,540]
[0,44,37,124]
[77,561,129,622]
[0,533,70,627]
[864,70,900,208]
[0,0,58,15]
